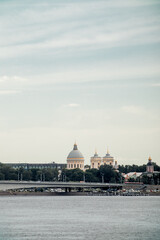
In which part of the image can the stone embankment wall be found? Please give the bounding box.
[123,184,160,196]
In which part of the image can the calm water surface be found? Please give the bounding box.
[0,196,159,240]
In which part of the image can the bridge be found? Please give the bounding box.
[0,181,123,192]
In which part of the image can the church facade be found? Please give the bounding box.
[90,149,118,169]
[146,156,154,173]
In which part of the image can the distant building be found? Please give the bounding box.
[114,160,118,170]
[140,155,160,184]
[102,149,114,166]
[146,156,154,173]
[90,150,101,169]
[90,148,118,169]
[5,162,66,170]
[67,143,84,170]
[123,172,142,181]
[144,155,159,176]
[123,156,159,183]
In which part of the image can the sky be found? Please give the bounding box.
[0,0,160,166]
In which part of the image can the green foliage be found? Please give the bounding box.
[141,175,152,184]
[0,163,59,181]
[62,168,84,182]
[118,163,160,174]
[153,163,160,171]
[141,173,160,185]
[0,164,18,180]
[22,170,32,181]
[153,173,160,185]
[84,165,90,169]
[0,162,159,185]
[118,164,146,173]
[128,177,135,182]
[99,165,121,183]
[85,169,100,182]
[43,168,58,181]
[60,165,122,183]
[0,172,5,180]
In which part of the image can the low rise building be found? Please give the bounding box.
[5,162,66,170]
[123,172,142,181]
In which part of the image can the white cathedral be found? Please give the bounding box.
[67,143,85,170]
[67,143,118,170]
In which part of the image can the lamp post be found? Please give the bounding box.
[40,173,42,182]
[43,173,45,181]
[101,173,104,183]
[62,173,66,182]
[83,173,85,182]
[120,175,123,184]
[157,176,160,185]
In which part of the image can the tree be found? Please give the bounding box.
[0,172,5,180]
[85,169,100,182]
[22,170,32,181]
[43,168,58,181]
[61,169,84,182]
[0,165,17,180]
[141,175,151,184]
[99,165,121,183]
[118,164,146,173]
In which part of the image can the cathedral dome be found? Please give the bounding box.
[147,161,152,166]
[92,150,101,159]
[103,148,113,159]
[103,153,113,159]
[67,143,84,160]
[147,156,152,166]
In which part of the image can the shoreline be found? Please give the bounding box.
[0,191,160,196]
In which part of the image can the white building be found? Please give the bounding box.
[67,143,84,170]
[90,149,118,169]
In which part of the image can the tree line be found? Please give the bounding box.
[0,163,121,183]
[61,165,122,183]
[0,163,58,181]
[118,163,160,173]
[0,162,160,184]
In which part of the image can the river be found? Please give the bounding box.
[0,196,159,240]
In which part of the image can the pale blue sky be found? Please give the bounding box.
[0,0,160,165]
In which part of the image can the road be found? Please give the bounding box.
[0,180,123,191]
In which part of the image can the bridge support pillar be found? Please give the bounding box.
[65,187,72,193]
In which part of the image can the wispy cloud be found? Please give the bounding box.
[0,76,28,93]
[0,90,20,95]
[1,25,159,59]
[150,83,160,87]
[64,103,80,108]
[32,61,160,85]
[0,0,159,59]
[121,105,146,115]
[0,75,27,83]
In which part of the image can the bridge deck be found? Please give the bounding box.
[0,181,124,191]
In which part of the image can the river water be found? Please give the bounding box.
[0,196,159,240]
